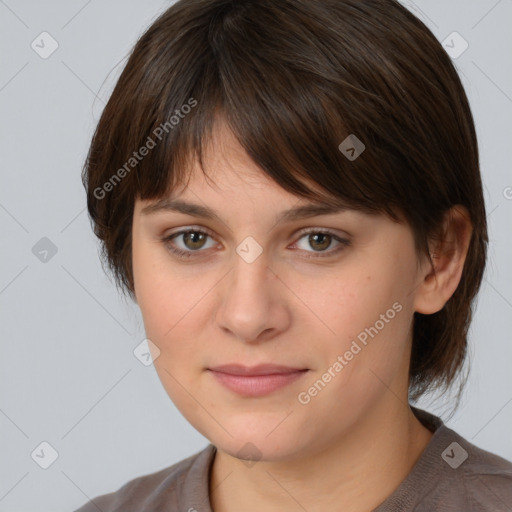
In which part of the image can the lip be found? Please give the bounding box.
[207,364,309,397]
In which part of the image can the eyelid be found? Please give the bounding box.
[163,225,218,245]
[163,224,349,241]
[294,226,350,239]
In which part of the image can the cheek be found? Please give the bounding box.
[137,274,204,352]
[311,265,412,385]
[134,260,209,414]
[133,240,193,332]
[133,243,187,354]
[300,268,399,346]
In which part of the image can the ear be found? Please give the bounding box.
[413,205,473,315]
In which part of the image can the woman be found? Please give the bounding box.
[76,0,512,510]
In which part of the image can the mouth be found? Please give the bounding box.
[206,364,310,397]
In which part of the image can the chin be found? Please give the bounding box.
[203,416,310,463]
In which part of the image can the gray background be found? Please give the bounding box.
[0,1,511,510]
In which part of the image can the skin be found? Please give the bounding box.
[131,119,473,512]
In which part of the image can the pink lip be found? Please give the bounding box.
[207,364,309,397]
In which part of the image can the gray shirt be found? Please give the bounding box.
[74,407,512,511]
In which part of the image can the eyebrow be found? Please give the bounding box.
[140,198,349,226]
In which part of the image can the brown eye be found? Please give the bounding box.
[292,229,351,259]
[307,233,332,251]
[162,228,217,259]
[162,227,350,261]
[181,231,208,250]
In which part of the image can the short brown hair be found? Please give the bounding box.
[82,0,488,403]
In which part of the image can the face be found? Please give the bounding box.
[131,121,427,462]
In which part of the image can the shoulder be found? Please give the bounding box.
[454,435,512,510]
[73,444,215,512]
[417,410,512,511]
[377,408,512,512]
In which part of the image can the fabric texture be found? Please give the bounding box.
[74,407,512,511]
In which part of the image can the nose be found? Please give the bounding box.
[214,248,291,345]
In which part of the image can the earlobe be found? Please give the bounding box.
[413,205,473,315]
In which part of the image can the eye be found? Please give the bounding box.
[291,228,351,258]
[162,228,217,259]
[161,227,351,260]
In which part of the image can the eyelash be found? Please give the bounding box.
[161,227,351,260]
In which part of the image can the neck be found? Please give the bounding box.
[210,400,433,512]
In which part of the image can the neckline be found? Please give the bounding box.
[372,406,454,511]
[180,407,450,512]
